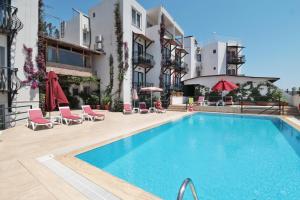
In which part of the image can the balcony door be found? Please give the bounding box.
[134,42,144,57]
[134,71,144,88]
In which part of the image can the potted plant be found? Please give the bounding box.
[87,94,100,109]
[102,95,111,110]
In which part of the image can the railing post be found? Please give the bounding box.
[240,98,243,113]
[0,104,5,130]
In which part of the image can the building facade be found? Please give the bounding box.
[183,36,279,90]
[0,0,39,129]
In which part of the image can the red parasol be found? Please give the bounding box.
[212,80,238,92]
[45,71,69,112]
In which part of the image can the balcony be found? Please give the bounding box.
[227,55,246,64]
[132,82,154,91]
[132,52,155,68]
[174,61,188,73]
[0,4,23,34]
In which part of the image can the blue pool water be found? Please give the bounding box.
[76,113,300,200]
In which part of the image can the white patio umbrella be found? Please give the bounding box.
[132,88,139,108]
[140,87,163,108]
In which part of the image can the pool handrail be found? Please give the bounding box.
[176,178,199,200]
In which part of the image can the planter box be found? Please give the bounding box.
[255,102,277,106]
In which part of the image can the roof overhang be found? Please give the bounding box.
[133,32,154,43]
[183,74,280,88]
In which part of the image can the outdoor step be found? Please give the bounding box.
[167,105,187,112]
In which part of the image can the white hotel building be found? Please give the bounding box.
[0,0,280,128]
[59,0,187,104]
[182,36,279,94]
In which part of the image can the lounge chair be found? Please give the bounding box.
[123,103,133,114]
[155,101,166,113]
[197,96,206,106]
[82,105,105,121]
[59,106,83,125]
[27,108,53,131]
[139,102,149,114]
[188,97,194,111]
[225,96,234,105]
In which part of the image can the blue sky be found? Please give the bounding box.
[44,0,300,90]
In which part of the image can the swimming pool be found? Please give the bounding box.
[76,113,300,200]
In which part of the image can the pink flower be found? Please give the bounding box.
[31,80,38,89]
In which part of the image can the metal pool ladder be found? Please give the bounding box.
[176,178,199,200]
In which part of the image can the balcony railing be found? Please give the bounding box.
[132,51,155,67]
[0,67,8,92]
[227,55,246,64]
[0,4,23,34]
[132,81,154,91]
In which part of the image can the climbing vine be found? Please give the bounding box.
[114,1,123,98]
[113,1,129,111]
[38,0,47,114]
[159,14,166,88]
[104,54,114,103]
[22,45,39,89]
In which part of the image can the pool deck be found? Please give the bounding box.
[0,111,300,200]
[0,111,190,200]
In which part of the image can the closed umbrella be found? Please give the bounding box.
[140,87,163,108]
[45,71,69,113]
[132,88,139,108]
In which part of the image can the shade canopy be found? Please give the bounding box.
[211,80,238,92]
[140,87,163,92]
[45,71,69,112]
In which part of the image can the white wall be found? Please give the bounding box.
[146,24,161,87]
[62,12,90,48]
[62,14,80,45]
[89,0,118,101]
[11,0,39,107]
[217,42,227,74]
[183,36,200,81]
[292,95,300,110]
[201,42,219,76]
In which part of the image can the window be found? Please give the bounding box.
[132,8,141,28]
[213,49,216,54]
[83,31,88,44]
[0,46,5,67]
[72,88,79,96]
[83,86,90,94]
[92,12,96,18]
[133,71,144,87]
[163,74,170,86]
[196,54,201,62]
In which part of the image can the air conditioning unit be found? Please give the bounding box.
[95,35,103,43]
[94,42,103,51]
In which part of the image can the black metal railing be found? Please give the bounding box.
[0,105,32,130]
[132,81,154,91]
[174,61,188,73]
[0,67,20,92]
[227,55,246,64]
[162,53,175,67]
[0,4,23,34]
[132,52,155,67]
